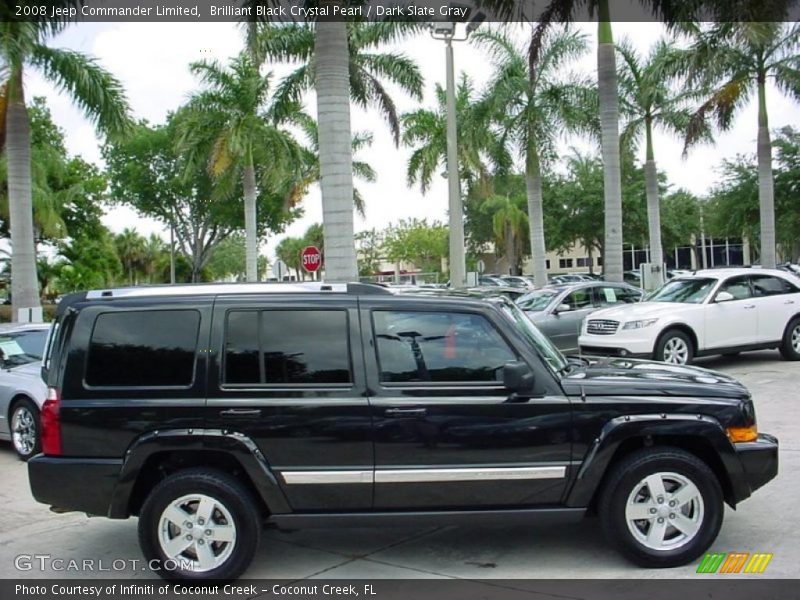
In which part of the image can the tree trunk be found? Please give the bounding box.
[644,119,664,286]
[243,159,258,282]
[505,222,515,275]
[314,12,358,282]
[6,67,41,321]
[597,7,623,283]
[756,75,776,268]
[525,149,548,287]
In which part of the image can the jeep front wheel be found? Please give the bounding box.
[138,468,261,581]
[598,447,723,568]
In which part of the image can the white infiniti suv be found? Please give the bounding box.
[578,268,800,365]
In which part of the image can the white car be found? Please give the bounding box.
[578,268,800,365]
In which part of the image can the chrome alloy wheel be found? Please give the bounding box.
[625,471,704,551]
[157,493,237,572]
[11,405,37,456]
[662,337,689,364]
[792,323,800,353]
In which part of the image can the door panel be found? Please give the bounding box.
[363,302,572,510]
[206,297,373,511]
[750,275,799,342]
[705,276,758,349]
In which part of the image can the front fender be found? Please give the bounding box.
[108,428,291,518]
[565,413,748,508]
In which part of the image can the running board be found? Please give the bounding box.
[268,507,586,528]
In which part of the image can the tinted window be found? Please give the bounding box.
[86,310,200,387]
[595,286,641,307]
[373,311,516,384]
[224,310,351,385]
[718,276,752,300]
[751,275,796,296]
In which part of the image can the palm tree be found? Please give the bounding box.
[616,38,711,284]
[475,26,591,287]
[260,19,423,281]
[402,74,511,194]
[179,52,305,282]
[483,195,529,275]
[115,228,146,285]
[684,22,800,268]
[0,17,130,318]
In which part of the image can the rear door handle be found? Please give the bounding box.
[220,408,262,417]
[785,300,795,305]
[384,407,427,418]
[744,305,756,309]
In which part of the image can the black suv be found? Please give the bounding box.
[29,282,778,581]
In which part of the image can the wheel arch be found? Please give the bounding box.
[7,393,38,424]
[566,415,748,511]
[655,323,699,355]
[110,429,291,519]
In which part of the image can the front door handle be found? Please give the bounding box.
[220,408,262,417]
[384,407,427,418]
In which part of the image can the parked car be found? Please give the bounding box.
[0,323,50,460]
[29,282,777,581]
[500,275,536,288]
[579,268,800,365]
[623,270,643,286]
[550,274,595,285]
[517,282,643,354]
[478,274,508,287]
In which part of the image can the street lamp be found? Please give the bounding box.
[429,9,484,288]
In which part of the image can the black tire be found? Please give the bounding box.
[779,317,800,361]
[9,398,41,461]
[598,447,723,568]
[138,468,261,581]
[654,329,694,365]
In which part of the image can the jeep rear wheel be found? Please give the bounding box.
[598,447,723,568]
[779,317,800,361]
[138,468,261,581]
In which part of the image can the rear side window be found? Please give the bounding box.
[751,274,797,296]
[224,310,351,386]
[85,310,200,387]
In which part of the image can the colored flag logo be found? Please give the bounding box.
[696,552,773,574]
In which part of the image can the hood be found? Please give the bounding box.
[589,301,693,321]
[562,357,749,400]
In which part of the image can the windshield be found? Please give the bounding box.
[646,278,717,304]
[0,329,47,367]
[516,289,559,312]
[501,303,568,375]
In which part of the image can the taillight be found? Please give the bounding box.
[41,387,62,456]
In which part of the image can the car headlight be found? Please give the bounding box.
[622,318,658,330]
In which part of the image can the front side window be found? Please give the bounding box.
[373,311,516,384]
[86,310,200,387]
[224,310,351,385]
[717,276,752,301]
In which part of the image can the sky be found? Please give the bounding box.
[24,20,800,263]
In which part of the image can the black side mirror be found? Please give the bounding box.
[503,361,535,395]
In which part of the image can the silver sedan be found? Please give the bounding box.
[516,282,643,354]
[0,323,49,460]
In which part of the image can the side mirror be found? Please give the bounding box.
[554,303,572,314]
[715,291,734,303]
[503,361,535,395]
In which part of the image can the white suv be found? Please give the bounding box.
[578,268,800,365]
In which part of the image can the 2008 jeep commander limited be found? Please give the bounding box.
[29,282,778,581]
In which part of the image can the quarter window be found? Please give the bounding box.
[224,310,351,385]
[751,275,797,296]
[373,311,516,384]
[86,310,200,387]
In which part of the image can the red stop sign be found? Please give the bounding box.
[301,246,322,273]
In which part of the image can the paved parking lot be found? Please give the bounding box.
[0,351,797,580]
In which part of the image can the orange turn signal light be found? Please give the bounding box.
[727,425,758,443]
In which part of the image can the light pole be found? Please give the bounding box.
[429,13,484,288]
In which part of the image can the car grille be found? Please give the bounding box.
[587,319,620,335]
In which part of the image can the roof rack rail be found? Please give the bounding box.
[81,281,392,301]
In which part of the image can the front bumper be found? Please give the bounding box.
[578,330,656,357]
[734,433,779,497]
[28,455,122,517]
